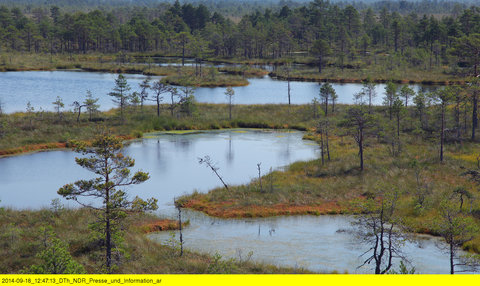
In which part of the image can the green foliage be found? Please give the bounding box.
[57,134,157,272]
[433,193,480,273]
[22,231,85,274]
[109,74,131,120]
[178,87,197,117]
[50,199,64,216]
[207,253,235,274]
[163,232,182,258]
[52,96,64,117]
[0,208,307,274]
[450,33,480,76]
[388,261,416,274]
[0,1,478,80]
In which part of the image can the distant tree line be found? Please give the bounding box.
[0,0,476,16]
[1,0,480,73]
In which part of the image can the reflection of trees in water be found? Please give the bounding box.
[418,85,439,94]
[226,132,234,165]
[257,222,278,237]
[174,137,192,151]
[156,140,161,160]
[279,132,292,161]
[154,139,168,173]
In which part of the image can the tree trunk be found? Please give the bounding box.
[288,79,291,106]
[419,110,424,129]
[326,122,331,161]
[441,104,445,162]
[178,207,183,257]
[77,106,82,123]
[389,103,392,120]
[325,95,329,117]
[359,128,364,170]
[257,163,263,192]
[105,187,112,273]
[320,129,325,165]
[182,42,185,67]
[318,55,322,73]
[397,113,400,138]
[472,93,477,140]
[450,238,455,274]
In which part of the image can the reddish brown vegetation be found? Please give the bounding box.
[0,135,134,158]
[183,199,347,218]
[0,142,67,156]
[138,219,180,233]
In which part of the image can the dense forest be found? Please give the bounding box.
[0,0,480,76]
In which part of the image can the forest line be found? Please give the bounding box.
[0,0,479,79]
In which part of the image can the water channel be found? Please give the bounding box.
[0,129,473,274]
[0,71,437,113]
[0,69,469,274]
[150,210,469,274]
[0,129,318,210]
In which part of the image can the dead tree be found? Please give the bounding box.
[353,188,408,274]
[198,155,229,191]
[174,198,184,257]
[257,163,263,192]
[343,107,373,171]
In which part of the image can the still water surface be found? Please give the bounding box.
[0,129,473,274]
[150,210,474,274]
[0,71,437,113]
[0,129,317,210]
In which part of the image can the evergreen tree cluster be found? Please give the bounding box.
[0,1,480,72]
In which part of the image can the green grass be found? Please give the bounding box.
[0,207,314,274]
[3,98,480,266]
[0,104,315,152]
[162,73,249,87]
[270,64,464,84]
[217,66,269,77]
[179,130,480,252]
[0,52,468,85]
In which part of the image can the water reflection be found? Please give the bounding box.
[0,71,441,113]
[173,137,192,151]
[225,132,234,165]
[149,210,476,274]
[0,129,318,210]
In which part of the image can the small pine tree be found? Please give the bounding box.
[109,74,131,121]
[58,134,157,273]
[52,96,64,121]
[23,232,85,274]
[84,90,100,121]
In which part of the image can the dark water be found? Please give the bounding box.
[0,71,436,113]
[149,210,476,274]
[0,129,318,210]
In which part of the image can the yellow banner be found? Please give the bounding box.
[0,274,477,286]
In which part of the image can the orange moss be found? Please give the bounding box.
[138,219,180,233]
[183,199,348,219]
[0,135,134,158]
[0,142,67,157]
[138,219,186,233]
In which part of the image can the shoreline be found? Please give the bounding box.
[0,58,467,86]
